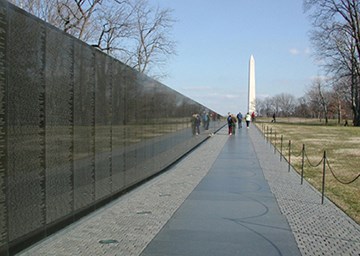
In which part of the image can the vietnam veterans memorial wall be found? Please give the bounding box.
[0,1,224,254]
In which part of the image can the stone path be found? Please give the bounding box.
[249,127,360,256]
[17,126,360,256]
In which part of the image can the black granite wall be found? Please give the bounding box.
[0,1,223,254]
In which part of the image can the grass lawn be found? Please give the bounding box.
[255,117,360,224]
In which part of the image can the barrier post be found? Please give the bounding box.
[266,126,269,143]
[321,151,326,204]
[280,135,283,161]
[301,144,305,185]
[274,131,277,154]
[288,140,291,172]
[264,124,266,139]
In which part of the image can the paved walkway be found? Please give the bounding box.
[17,125,360,256]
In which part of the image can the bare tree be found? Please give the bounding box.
[257,94,306,118]
[334,77,355,122]
[263,97,276,117]
[9,0,177,78]
[306,77,332,123]
[276,93,296,116]
[9,0,103,41]
[295,96,311,117]
[127,0,176,77]
[304,0,360,125]
[272,94,282,116]
[9,0,56,22]
[55,0,102,41]
[254,98,265,116]
[90,1,134,56]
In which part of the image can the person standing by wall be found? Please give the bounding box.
[195,114,201,135]
[191,113,197,135]
[204,112,210,130]
[245,112,251,128]
[191,113,201,135]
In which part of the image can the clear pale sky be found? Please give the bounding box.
[150,0,320,115]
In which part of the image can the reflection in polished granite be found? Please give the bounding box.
[0,2,224,255]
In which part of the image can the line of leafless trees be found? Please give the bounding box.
[9,0,176,78]
[258,0,360,126]
[256,78,353,125]
[302,0,360,126]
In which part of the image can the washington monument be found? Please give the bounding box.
[248,55,256,114]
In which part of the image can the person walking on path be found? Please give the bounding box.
[271,113,276,123]
[231,114,237,135]
[236,112,243,128]
[245,112,251,128]
[227,113,233,135]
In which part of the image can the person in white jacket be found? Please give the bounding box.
[245,112,251,128]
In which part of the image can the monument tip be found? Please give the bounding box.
[248,54,256,114]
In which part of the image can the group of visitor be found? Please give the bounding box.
[227,112,254,135]
[191,111,215,135]
[191,113,201,135]
[191,111,255,136]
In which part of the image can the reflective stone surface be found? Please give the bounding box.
[0,1,6,253]
[7,5,46,242]
[0,1,224,254]
[45,25,74,225]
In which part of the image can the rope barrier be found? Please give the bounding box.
[261,124,360,205]
[304,150,324,167]
[291,149,303,158]
[326,159,360,185]
[264,125,360,182]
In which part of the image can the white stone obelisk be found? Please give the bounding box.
[248,55,256,114]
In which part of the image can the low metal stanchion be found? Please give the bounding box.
[274,131,277,154]
[288,140,291,172]
[321,151,326,204]
[301,144,305,185]
[280,135,283,161]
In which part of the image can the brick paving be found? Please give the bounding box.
[17,126,360,256]
[249,127,360,256]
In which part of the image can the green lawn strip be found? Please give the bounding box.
[256,118,360,224]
